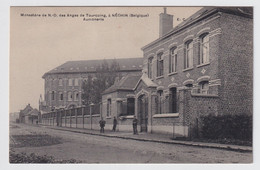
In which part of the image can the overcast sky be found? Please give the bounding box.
[10,7,201,113]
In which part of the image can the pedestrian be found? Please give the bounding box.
[99,118,106,133]
[132,115,138,135]
[112,116,117,132]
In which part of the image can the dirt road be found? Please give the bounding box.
[9,123,252,163]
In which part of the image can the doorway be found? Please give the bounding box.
[138,95,148,132]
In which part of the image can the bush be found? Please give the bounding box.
[9,150,82,163]
[200,114,252,141]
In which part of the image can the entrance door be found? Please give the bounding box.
[138,95,148,132]
[169,87,177,113]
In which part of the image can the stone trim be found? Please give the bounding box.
[168,83,178,88]
[183,79,194,86]
[153,113,179,118]
[183,35,194,42]
[197,76,210,83]
[196,27,211,36]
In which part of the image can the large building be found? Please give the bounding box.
[101,7,253,136]
[41,58,143,112]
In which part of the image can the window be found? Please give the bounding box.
[51,91,55,100]
[199,33,209,64]
[199,81,209,94]
[127,98,135,115]
[169,47,177,73]
[59,92,63,101]
[148,57,153,78]
[107,99,112,117]
[74,78,79,86]
[157,52,164,77]
[68,79,73,86]
[185,84,193,88]
[68,92,73,101]
[157,90,163,114]
[184,40,193,69]
[74,92,79,101]
[58,78,63,86]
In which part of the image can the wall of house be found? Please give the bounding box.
[218,13,253,116]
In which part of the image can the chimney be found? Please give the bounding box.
[159,7,173,37]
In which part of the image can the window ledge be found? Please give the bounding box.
[197,62,210,68]
[191,93,218,97]
[106,116,112,119]
[168,72,177,76]
[182,67,194,72]
[119,115,135,119]
[155,75,164,79]
[153,113,179,118]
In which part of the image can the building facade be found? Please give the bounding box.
[101,7,253,137]
[41,58,143,112]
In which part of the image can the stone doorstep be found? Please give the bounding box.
[42,125,252,153]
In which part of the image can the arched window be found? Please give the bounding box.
[199,81,209,94]
[59,92,63,101]
[157,90,163,114]
[74,78,79,86]
[107,99,112,117]
[157,52,164,77]
[74,92,79,101]
[68,79,73,86]
[184,40,193,69]
[148,57,153,78]
[68,92,73,101]
[51,91,55,100]
[169,47,177,73]
[199,33,209,64]
[58,78,63,86]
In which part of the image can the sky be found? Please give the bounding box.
[9,7,202,113]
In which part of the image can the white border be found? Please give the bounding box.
[1,0,259,170]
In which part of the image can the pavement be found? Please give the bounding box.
[39,124,252,153]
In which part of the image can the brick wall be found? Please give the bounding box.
[218,13,253,116]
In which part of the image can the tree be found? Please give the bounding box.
[81,59,121,105]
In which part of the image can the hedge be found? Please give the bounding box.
[200,114,252,141]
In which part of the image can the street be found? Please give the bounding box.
[9,123,252,163]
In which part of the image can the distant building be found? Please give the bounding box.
[19,104,33,123]
[9,112,19,122]
[41,58,143,112]
[101,7,253,137]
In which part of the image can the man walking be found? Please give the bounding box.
[99,118,106,133]
[132,116,138,135]
[112,116,117,132]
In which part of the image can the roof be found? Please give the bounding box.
[20,104,33,115]
[134,73,157,90]
[27,109,39,116]
[43,58,143,78]
[102,72,142,94]
[142,7,253,50]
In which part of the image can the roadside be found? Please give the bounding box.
[40,124,252,153]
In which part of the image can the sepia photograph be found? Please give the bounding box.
[9,6,253,164]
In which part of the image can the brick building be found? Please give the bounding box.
[41,58,143,112]
[101,7,253,137]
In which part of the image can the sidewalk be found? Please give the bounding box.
[41,124,252,153]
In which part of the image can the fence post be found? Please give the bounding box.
[52,112,54,126]
[70,109,72,128]
[172,122,175,139]
[90,103,94,130]
[65,110,67,127]
[82,107,84,129]
[75,108,78,128]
